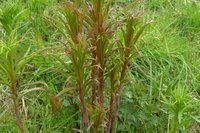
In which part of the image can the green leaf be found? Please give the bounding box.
[133,21,154,45]
[19,87,47,97]
[56,87,76,97]
[190,115,200,123]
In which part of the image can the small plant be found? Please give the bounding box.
[161,84,200,133]
[0,2,51,132]
[0,3,29,132]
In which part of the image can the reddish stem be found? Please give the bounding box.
[107,91,114,132]
[11,86,24,133]
[106,66,116,132]
[79,84,89,130]
[98,65,104,107]
[91,51,97,108]
[110,59,129,133]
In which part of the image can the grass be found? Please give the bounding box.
[0,0,200,132]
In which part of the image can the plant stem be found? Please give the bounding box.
[98,65,104,107]
[11,85,24,133]
[91,51,97,108]
[106,66,116,132]
[171,118,178,133]
[107,91,114,132]
[110,59,129,133]
[78,83,89,130]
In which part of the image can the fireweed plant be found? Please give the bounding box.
[0,4,32,132]
[0,2,56,132]
[47,0,152,132]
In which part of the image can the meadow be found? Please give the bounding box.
[0,0,200,132]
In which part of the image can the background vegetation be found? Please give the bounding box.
[0,0,200,132]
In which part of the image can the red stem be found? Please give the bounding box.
[107,91,114,132]
[110,59,129,133]
[106,66,116,132]
[79,85,89,130]
[11,86,24,133]
[91,51,97,108]
[98,66,104,107]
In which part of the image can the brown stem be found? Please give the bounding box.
[106,66,116,132]
[110,59,129,133]
[11,86,24,133]
[79,84,89,131]
[91,51,97,108]
[107,91,114,132]
[98,65,104,107]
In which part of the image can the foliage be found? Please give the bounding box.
[0,0,200,133]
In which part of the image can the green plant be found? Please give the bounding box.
[161,84,200,133]
[1,0,200,132]
[0,3,29,132]
[0,2,52,132]
[45,0,151,132]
